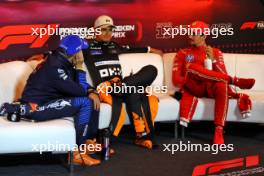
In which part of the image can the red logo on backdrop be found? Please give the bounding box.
[240,22,257,30]
[192,155,259,176]
[0,24,59,50]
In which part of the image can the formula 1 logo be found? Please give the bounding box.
[192,155,260,176]
[0,24,59,50]
[240,21,264,30]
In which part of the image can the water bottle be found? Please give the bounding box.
[101,129,110,161]
[204,58,213,70]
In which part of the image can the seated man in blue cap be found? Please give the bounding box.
[0,35,101,166]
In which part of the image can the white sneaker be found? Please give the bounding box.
[242,112,251,119]
[180,120,188,127]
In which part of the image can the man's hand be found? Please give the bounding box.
[88,92,100,111]
[73,51,85,70]
[150,47,163,57]
[205,46,215,61]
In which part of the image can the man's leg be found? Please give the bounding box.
[123,65,157,87]
[208,81,229,144]
[124,93,154,149]
[187,63,255,89]
[213,60,255,90]
[27,97,100,166]
[27,99,79,121]
[71,97,101,165]
[86,110,99,140]
[213,62,254,118]
[179,90,198,127]
[186,65,229,144]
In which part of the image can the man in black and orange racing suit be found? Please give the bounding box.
[83,15,163,149]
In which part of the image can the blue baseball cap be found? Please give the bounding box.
[59,35,89,56]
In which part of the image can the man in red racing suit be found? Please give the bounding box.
[172,21,255,144]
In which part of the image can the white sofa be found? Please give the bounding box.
[0,53,263,156]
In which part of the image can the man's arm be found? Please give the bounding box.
[172,50,185,87]
[119,45,149,53]
[212,48,228,74]
[212,48,240,97]
[51,67,88,97]
[118,44,163,56]
[76,69,90,91]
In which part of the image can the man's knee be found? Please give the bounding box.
[215,82,228,94]
[215,82,227,89]
[143,65,158,78]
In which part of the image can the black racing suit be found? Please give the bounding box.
[83,40,158,140]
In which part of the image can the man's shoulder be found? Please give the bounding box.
[47,52,65,65]
[212,47,224,58]
[88,40,97,47]
[177,48,193,57]
[212,47,222,52]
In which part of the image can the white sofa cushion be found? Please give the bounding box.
[162,53,177,95]
[0,118,76,154]
[234,54,264,91]
[0,61,33,103]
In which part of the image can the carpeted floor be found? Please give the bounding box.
[0,122,264,176]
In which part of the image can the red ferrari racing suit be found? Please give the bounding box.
[173,45,239,126]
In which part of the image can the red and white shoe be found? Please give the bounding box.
[233,77,255,90]
[213,126,225,144]
[179,117,190,127]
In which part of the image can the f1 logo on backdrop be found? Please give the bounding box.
[0,24,59,50]
[240,21,264,30]
[192,155,260,176]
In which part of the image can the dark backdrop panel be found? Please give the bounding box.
[0,0,264,62]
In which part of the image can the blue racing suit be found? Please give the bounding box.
[21,50,97,146]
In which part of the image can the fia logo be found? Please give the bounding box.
[185,54,194,63]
